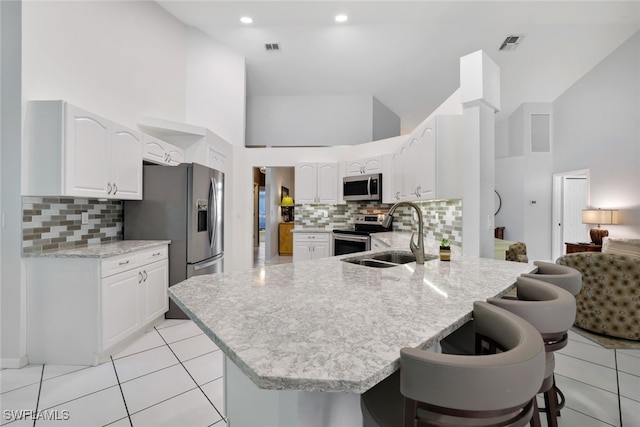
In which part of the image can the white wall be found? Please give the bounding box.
[185,27,246,147]
[1,0,27,368]
[495,103,553,260]
[553,31,640,238]
[372,97,401,141]
[246,95,376,147]
[22,1,186,130]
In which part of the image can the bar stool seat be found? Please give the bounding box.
[521,261,582,296]
[487,276,577,427]
[361,301,546,427]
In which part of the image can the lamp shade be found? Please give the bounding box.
[281,196,294,207]
[581,209,619,225]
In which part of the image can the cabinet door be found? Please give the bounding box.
[293,241,314,262]
[102,269,141,350]
[362,156,382,174]
[311,242,329,259]
[64,105,110,197]
[295,163,318,204]
[166,146,184,166]
[143,136,168,164]
[346,160,365,176]
[414,123,436,200]
[392,145,411,201]
[316,163,337,204]
[141,260,168,325]
[111,125,143,200]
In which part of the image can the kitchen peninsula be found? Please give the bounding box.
[169,235,535,426]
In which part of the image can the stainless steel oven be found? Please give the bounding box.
[332,214,391,256]
[332,232,371,256]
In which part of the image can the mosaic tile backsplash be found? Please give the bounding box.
[294,199,462,246]
[22,196,123,254]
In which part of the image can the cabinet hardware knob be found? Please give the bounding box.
[138,271,143,283]
[113,183,118,195]
[143,270,148,281]
[107,183,112,194]
[119,260,130,266]
[152,252,161,256]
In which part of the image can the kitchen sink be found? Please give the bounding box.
[341,251,437,268]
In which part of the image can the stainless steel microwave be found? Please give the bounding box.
[343,173,382,202]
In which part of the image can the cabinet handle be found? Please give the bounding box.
[164,153,168,162]
[119,260,130,266]
[143,270,148,281]
[167,154,172,163]
[107,183,112,194]
[395,192,400,200]
[113,183,118,195]
[152,252,161,257]
[138,271,143,283]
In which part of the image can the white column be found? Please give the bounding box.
[460,51,500,258]
[1,0,27,368]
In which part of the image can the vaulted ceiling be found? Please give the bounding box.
[157,1,640,132]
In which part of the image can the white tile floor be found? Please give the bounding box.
[0,320,225,427]
[2,320,638,426]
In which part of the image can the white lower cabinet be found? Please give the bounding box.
[293,232,330,262]
[27,245,168,366]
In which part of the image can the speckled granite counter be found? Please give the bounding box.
[169,235,534,395]
[22,240,171,258]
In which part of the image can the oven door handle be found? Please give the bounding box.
[333,233,370,243]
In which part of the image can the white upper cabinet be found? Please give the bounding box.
[385,115,461,203]
[345,155,383,176]
[295,162,338,204]
[142,135,184,166]
[24,100,142,199]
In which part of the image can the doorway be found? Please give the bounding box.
[552,170,589,260]
[252,166,295,268]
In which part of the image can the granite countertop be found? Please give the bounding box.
[170,233,534,394]
[22,240,171,258]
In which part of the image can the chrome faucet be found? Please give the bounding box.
[382,201,425,264]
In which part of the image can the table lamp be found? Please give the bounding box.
[281,196,294,222]
[582,209,619,245]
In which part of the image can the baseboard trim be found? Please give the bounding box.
[0,354,29,369]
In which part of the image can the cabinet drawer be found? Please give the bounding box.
[101,253,140,278]
[294,233,329,242]
[139,246,168,263]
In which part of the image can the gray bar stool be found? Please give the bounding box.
[521,261,582,296]
[360,301,545,427]
[487,276,576,427]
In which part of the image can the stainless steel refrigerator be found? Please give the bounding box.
[124,163,224,318]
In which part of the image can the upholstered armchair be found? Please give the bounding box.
[505,242,528,263]
[556,238,640,341]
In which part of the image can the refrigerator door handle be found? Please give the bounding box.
[208,177,214,247]
[209,177,218,250]
[192,256,221,271]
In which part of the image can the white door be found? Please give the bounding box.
[414,125,436,200]
[312,242,329,259]
[65,105,110,197]
[552,170,589,260]
[143,136,168,164]
[562,177,588,244]
[111,126,142,199]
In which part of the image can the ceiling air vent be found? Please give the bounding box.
[264,43,280,52]
[499,35,524,51]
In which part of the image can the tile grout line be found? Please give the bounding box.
[110,355,133,427]
[31,365,44,427]
[154,326,228,424]
[614,350,623,427]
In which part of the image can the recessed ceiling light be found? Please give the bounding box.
[240,16,253,24]
[335,14,348,23]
